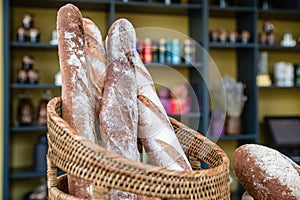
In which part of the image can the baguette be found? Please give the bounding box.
[57,4,103,198]
[83,17,107,144]
[119,19,192,171]
[100,18,140,200]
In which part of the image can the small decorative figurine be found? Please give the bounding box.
[263,20,274,35]
[267,32,276,45]
[37,90,52,126]
[219,29,228,43]
[22,14,33,29]
[17,55,40,84]
[22,55,34,70]
[259,32,268,44]
[27,69,39,84]
[241,30,251,44]
[210,30,219,42]
[229,31,239,43]
[17,27,27,42]
[17,69,28,84]
[29,28,40,43]
[49,30,58,45]
[17,94,34,126]
[281,33,296,47]
[17,13,41,43]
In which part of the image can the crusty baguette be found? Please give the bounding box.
[83,17,106,144]
[233,144,300,200]
[57,4,102,198]
[83,17,106,105]
[118,19,192,171]
[100,18,140,200]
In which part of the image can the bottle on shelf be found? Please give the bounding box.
[17,93,34,126]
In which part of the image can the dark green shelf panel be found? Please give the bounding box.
[115,2,202,15]
[10,167,65,179]
[210,5,254,12]
[209,42,255,48]
[11,83,61,89]
[259,44,300,51]
[11,41,58,49]
[11,0,111,11]
[10,167,47,179]
[11,125,47,132]
[146,62,202,68]
[209,5,255,17]
[259,85,300,89]
[168,112,202,118]
[259,9,300,20]
[208,134,257,141]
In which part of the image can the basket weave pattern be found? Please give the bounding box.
[47,97,230,199]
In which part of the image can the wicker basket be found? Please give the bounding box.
[47,97,230,199]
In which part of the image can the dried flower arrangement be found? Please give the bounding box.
[223,75,247,118]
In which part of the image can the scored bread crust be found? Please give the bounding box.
[117,19,192,171]
[233,144,300,200]
[100,18,140,200]
[57,4,96,142]
[83,17,106,143]
[57,4,104,198]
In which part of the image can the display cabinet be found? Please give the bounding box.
[3,0,300,199]
[3,0,206,199]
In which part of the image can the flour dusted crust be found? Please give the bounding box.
[117,19,192,171]
[83,17,106,105]
[83,18,106,143]
[100,18,140,200]
[57,4,98,198]
[57,4,97,142]
[233,144,300,200]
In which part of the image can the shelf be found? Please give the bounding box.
[10,167,65,179]
[11,83,61,89]
[259,44,300,51]
[208,134,257,141]
[11,125,47,132]
[259,85,300,89]
[10,167,47,179]
[11,0,111,11]
[209,5,254,17]
[168,112,201,118]
[259,9,300,20]
[11,41,58,49]
[115,1,202,15]
[209,42,255,49]
[146,62,202,68]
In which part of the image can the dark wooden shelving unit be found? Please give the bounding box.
[3,0,300,199]
[3,0,206,199]
[11,41,58,49]
[11,83,61,89]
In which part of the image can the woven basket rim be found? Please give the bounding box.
[47,96,231,198]
[47,96,229,176]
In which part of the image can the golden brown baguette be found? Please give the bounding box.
[100,18,140,200]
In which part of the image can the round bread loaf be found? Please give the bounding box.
[233,144,300,200]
